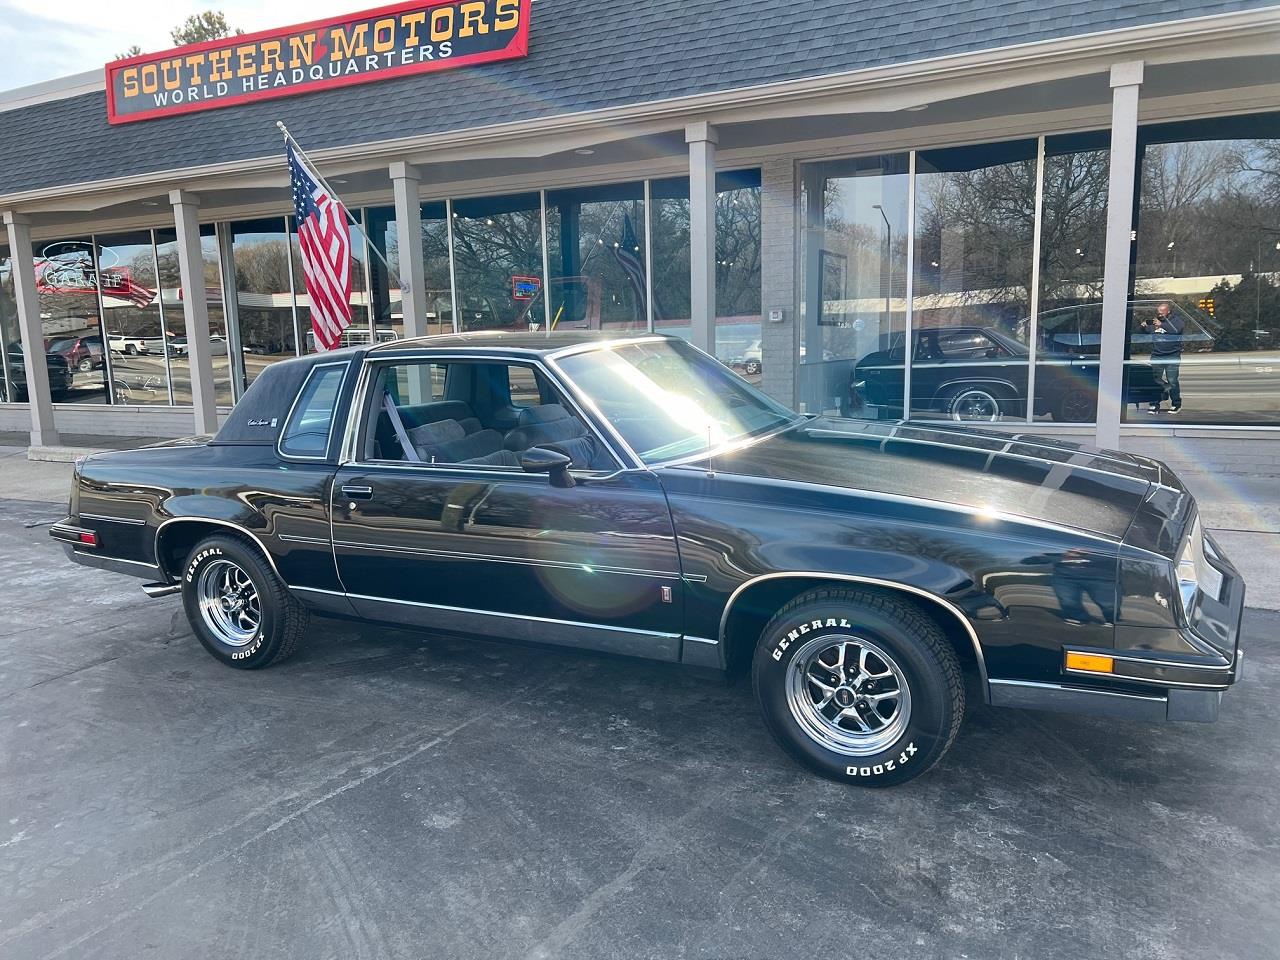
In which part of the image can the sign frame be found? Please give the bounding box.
[105,0,530,125]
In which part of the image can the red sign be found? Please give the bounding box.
[106,0,530,124]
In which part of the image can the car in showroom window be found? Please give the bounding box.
[50,332,1246,787]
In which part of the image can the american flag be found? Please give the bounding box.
[99,269,156,309]
[288,142,352,351]
[609,213,647,316]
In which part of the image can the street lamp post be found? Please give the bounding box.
[872,203,892,319]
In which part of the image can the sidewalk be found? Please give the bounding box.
[1,437,1276,608]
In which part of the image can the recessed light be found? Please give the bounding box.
[331,177,349,184]
[141,200,160,207]
[904,103,929,112]
[574,148,595,156]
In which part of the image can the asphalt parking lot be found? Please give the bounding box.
[2,496,1278,960]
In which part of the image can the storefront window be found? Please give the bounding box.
[910,141,1037,422]
[230,218,296,389]
[545,182,647,334]
[32,238,107,404]
[1,247,19,404]
[451,193,544,333]
[1126,114,1280,424]
[715,170,763,384]
[154,225,232,405]
[1034,133,1110,423]
[800,154,910,417]
[648,172,762,379]
[366,202,453,341]
[94,231,169,406]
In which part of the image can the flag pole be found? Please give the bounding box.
[276,121,400,285]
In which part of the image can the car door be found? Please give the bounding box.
[329,354,686,662]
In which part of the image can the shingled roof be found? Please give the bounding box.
[0,0,1272,196]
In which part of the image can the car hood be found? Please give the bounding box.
[702,417,1176,545]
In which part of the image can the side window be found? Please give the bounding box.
[936,331,998,359]
[508,365,542,407]
[279,364,346,458]
[365,358,614,471]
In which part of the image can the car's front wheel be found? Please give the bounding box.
[752,587,964,787]
[181,535,308,669]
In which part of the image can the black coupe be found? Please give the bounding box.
[53,333,1245,786]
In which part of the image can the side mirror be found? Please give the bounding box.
[519,446,576,488]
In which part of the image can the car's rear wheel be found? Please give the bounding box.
[945,386,1004,422]
[752,587,964,787]
[1052,388,1094,422]
[181,535,307,669]
[76,357,94,372]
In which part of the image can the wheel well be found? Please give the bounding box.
[721,576,981,679]
[156,520,271,582]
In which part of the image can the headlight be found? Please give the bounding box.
[1175,516,1224,622]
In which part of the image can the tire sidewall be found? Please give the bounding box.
[181,537,281,668]
[754,601,956,786]
[946,386,1001,421]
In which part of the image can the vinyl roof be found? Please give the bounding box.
[0,0,1272,197]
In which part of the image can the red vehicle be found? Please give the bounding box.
[45,335,104,373]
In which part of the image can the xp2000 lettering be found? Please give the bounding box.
[53,333,1245,786]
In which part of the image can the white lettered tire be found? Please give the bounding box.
[181,535,307,669]
[752,587,964,787]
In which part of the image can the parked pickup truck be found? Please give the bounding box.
[108,335,151,356]
[52,332,1246,786]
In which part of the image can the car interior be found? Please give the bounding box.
[366,360,616,471]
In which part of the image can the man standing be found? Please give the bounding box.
[1141,301,1184,414]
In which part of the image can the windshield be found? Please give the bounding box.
[556,338,801,464]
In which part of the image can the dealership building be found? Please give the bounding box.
[1,0,1279,464]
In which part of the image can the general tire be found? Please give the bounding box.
[181,534,308,669]
[943,385,1004,422]
[752,587,964,787]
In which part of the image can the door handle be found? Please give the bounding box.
[341,484,374,501]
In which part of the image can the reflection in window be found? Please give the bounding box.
[908,141,1036,422]
[545,182,647,334]
[1,248,21,404]
[649,172,762,380]
[32,238,107,404]
[1126,114,1280,424]
[451,193,544,333]
[154,225,233,406]
[366,202,454,343]
[800,154,909,417]
[1034,133,1110,423]
[95,231,169,406]
[230,218,297,390]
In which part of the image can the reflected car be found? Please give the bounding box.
[852,303,1213,422]
[1,341,74,401]
[53,333,1245,787]
[45,335,105,373]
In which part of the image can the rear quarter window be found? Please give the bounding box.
[279,364,346,458]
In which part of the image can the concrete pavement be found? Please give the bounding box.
[0,497,1277,959]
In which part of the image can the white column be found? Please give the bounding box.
[169,190,219,435]
[686,122,718,354]
[760,158,798,406]
[389,161,427,338]
[1095,61,1143,450]
[3,211,60,447]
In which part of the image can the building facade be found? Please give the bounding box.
[2,0,1279,463]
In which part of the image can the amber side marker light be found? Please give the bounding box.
[1065,651,1114,674]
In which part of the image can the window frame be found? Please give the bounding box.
[345,352,626,475]
[276,360,351,462]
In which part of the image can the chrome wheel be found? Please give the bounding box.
[785,634,912,757]
[196,559,261,647]
[949,388,1001,421]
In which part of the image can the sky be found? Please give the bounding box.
[0,1,361,92]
